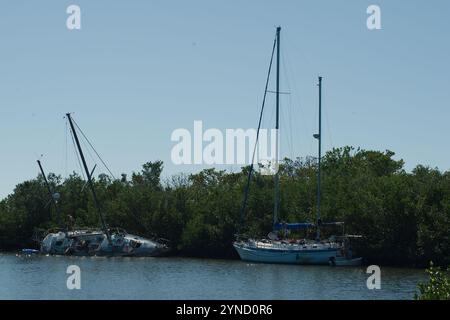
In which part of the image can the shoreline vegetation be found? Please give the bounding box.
[0,146,449,268]
[415,262,450,300]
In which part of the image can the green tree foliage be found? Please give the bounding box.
[415,262,450,300]
[0,149,449,266]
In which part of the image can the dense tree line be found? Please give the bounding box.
[0,146,448,267]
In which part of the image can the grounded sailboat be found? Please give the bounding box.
[233,27,361,265]
[38,114,169,257]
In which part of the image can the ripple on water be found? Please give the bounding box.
[0,254,426,300]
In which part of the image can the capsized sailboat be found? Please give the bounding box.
[233,27,361,265]
[38,113,169,257]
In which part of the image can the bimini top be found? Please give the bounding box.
[273,223,315,231]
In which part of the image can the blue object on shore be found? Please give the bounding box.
[22,249,39,254]
[273,222,315,231]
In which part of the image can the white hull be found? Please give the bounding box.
[40,231,169,257]
[329,257,363,266]
[233,241,340,265]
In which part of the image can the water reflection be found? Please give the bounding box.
[0,254,425,300]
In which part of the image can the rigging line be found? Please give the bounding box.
[282,51,295,159]
[286,98,295,160]
[65,119,68,179]
[79,125,98,168]
[324,103,334,150]
[266,95,275,139]
[239,33,277,232]
[282,33,311,153]
[288,90,295,159]
[285,101,294,160]
[281,48,294,160]
[267,90,290,94]
[74,120,101,171]
[72,117,116,180]
[279,104,290,161]
[283,60,301,159]
[68,122,86,180]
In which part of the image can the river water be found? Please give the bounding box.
[0,253,426,300]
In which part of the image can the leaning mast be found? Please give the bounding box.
[66,113,111,243]
[37,160,63,231]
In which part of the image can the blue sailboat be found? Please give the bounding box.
[233,27,360,265]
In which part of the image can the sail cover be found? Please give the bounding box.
[273,223,315,231]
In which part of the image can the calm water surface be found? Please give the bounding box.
[0,253,426,300]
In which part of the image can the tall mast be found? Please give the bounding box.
[238,33,277,236]
[273,26,281,228]
[37,160,63,230]
[316,76,323,241]
[66,113,111,242]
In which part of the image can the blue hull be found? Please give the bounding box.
[233,243,339,265]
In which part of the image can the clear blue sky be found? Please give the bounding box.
[1,0,449,198]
